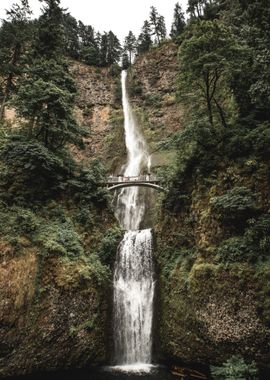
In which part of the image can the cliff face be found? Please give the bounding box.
[0,60,124,378]
[0,202,121,378]
[71,63,126,173]
[127,42,183,169]
[128,42,270,368]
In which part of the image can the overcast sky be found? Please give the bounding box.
[0,0,188,42]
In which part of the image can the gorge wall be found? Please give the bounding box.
[1,39,270,378]
[126,42,270,368]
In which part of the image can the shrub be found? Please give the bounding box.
[210,187,258,223]
[217,237,252,263]
[98,227,123,266]
[211,355,258,379]
[35,220,83,258]
[245,215,270,258]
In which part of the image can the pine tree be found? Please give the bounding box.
[35,0,64,58]
[0,0,32,120]
[99,32,108,66]
[170,3,186,39]
[122,51,130,70]
[63,13,80,59]
[149,6,167,45]
[137,21,152,53]
[123,31,137,65]
[107,31,121,65]
[12,0,85,150]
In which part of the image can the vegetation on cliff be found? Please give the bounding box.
[0,1,122,377]
[141,0,270,372]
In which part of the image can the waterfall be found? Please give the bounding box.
[113,71,155,371]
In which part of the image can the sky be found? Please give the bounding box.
[0,0,188,42]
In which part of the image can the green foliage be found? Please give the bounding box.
[170,2,186,39]
[97,227,123,266]
[0,0,33,120]
[137,21,152,53]
[179,20,246,127]
[217,237,252,264]
[123,31,137,65]
[211,355,258,379]
[210,187,258,223]
[245,215,270,257]
[149,6,167,45]
[70,159,108,205]
[35,220,83,258]
[13,57,86,150]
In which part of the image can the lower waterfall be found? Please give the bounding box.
[112,70,155,371]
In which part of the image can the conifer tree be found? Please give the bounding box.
[170,3,186,39]
[149,6,167,45]
[63,13,80,59]
[121,51,130,70]
[123,31,137,65]
[99,32,108,66]
[0,0,32,120]
[13,0,85,150]
[107,31,121,65]
[137,21,152,53]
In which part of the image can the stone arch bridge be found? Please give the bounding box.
[102,175,165,192]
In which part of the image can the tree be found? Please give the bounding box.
[99,32,108,66]
[121,52,130,70]
[123,31,137,65]
[137,20,152,53]
[12,0,85,150]
[187,0,205,18]
[63,13,80,59]
[179,20,245,127]
[107,31,121,65]
[0,0,32,120]
[149,6,167,45]
[35,0,65,58]
[170,3,186,39]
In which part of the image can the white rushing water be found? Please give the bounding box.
[113,71,155,371]
[115,70,151,231]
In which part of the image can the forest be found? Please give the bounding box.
[0,0,270,379]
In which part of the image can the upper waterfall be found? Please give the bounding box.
[115,70,151,230]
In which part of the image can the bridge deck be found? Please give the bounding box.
[102,175,165,192]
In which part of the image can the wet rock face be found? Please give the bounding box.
[0,251,109,378]
[127,42,184,168]
[70,63,126,172]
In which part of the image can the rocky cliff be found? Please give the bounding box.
[0,61,124,378]
[70,62,126,173]
[127,41,183,169]
[128,41,270,370]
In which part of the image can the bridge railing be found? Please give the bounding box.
[107,175,160,183]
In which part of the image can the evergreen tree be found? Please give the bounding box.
[12,0,85,150]
[121,51,130,70]
[170,3,186,39]
[137,20,152,53]
[123,31,137,65]
[179,20,245,127]
[149,6,167,45]
[107,31,121,65]
[35,0,64,58]
[187,0,205,18]
[63,13,80,59]
[99,32,108,66]
[0,0,32,120]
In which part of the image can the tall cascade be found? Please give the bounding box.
[113,70,155,371]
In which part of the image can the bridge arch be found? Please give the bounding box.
[107,182,165,192]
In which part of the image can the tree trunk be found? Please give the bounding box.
[214,97,227,128]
